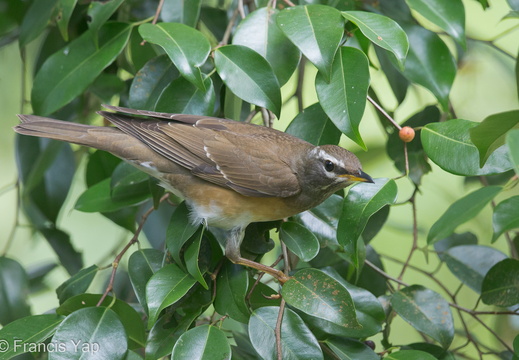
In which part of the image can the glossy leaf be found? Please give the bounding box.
[32,22,131,115]
[282,268,360,329]
[481,259,519,307]
[338,178,398,268]
[155,77,215,115]
[161,0,201,27]
[386,106,439,185]
[56,294,146,349]
[443,245,507,293]
[492,196,519,242]
[129,55,179,111]
[56,0,77,41]
[55,265,98,304]
[422,119,513,176]
[434,232,478,261]
[19,0,58,47]
[171,325,231,360]
[508,129,519,177]
[184,228,209,289]
[342,11,409,69]
[470,110,519,167]
[128,249,164,312]
[249,307,323,360]
[0,257,31,325]
[233,8,300,85]
[427,186,502,245]
[215,45,281,117]
[87,0,124,34]
[375,46,409,103]
[285,103,341,146]
[214,262,250,323]
[405,0,466,47]
[0,314,64,359]
[391,285,454,348]
[166,201,201,266]
[146,264,197,327]
[386,350,438,360]
[276,5,344,81]
[75,177,146,213]
[50,307,127,360]
[280,221,320,262]
[138,22,210,90]
[399,24,456,111]
[324,337,379,360]
[110,162,151,202]
[316,46,370,149]
[39,228,83,276]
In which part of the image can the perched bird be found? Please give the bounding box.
[14,105,373,283]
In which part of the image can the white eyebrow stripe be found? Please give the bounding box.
[310,148,346,169]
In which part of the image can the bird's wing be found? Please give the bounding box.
[99,110,302,198]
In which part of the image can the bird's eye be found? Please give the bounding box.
[324,160,335,172]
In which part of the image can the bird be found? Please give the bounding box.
[14,105,374,283]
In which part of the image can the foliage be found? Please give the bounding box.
[1,0,519,359]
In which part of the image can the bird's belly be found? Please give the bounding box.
[186,186,300,230]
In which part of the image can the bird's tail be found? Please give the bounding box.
[14,114,122,152]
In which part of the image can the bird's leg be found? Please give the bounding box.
[225,227,289,284]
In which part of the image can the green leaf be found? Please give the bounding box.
[110,162,151,202]
[233,7,301,85]
[32,22,131,115]
[481,259,519,307]
[342,11,409,69]
[315,46,370,149]
[405,0,466,47]
[155,77,215,116]
[285,103,341,146]
[434,232,478,261]
[128,249,164,312]
[422,119,513,176]
[166,201,201,267]
[427,186,502,245]
[391,285,454,348]
[56,294,146,349]
[161,0,201,27]
[38,227,84,276]
[386,106,439,185]
[443,245,507,293]
[19,0,58,47]
[184,229,209,289]
[75,177,147,213]
[280,221,320,262]
[129,55,179,111]
[55,265,98,304]
[146,310,200,359]
[282,268,360,329]
[492,196,519,242]
[385,350,438,360]
[324,337,379,360]
[470,110,519,167]
[0,314,64,359]
[248,306,323,360]
[0,257,31,325]
[146,264,197,327]
[86,151,121,187]
[139,22,210,90]
[171,325,231,360]
[56,0,78,41]
[508,129,519,177]
[215,45,281,117]
[87,0,124,34]
[399,24,456,111]
[338,178,398,269]
[276,5,344,81]
[214,262,250,323]
[50,307,127,360]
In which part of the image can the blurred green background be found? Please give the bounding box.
[1,0,518,356]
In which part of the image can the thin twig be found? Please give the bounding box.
[275,299,286,360]
[367,95,401,131]
[295,59,306,113]
[219,8,240,47]
[397,189,418,283]
[151,0,165,24]
[96,194,169,307]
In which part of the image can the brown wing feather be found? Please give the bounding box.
[99,109,306,198]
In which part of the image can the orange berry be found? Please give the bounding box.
[399,126,415,143]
